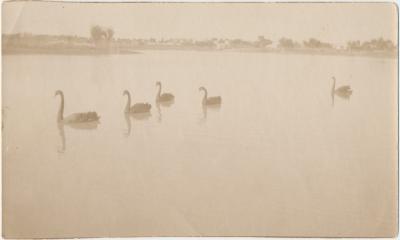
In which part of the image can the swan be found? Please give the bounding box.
[199,86,222,105]
[55,90,100,124]
[331,77,352,104]
[156,81,175,103]
[123,90,151,113]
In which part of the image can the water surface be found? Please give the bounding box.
[3,51,398,237]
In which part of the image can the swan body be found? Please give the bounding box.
[331,77,352,99]
[62,112,100,123]
[156,81,175,103]
[55,90,100,124]
[199,86,222,105]
[123,90,151,114]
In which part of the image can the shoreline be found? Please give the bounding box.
[2,47,141,55]
[2,46,397,59]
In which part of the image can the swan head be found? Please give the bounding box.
[54,90,63,97]
[123,90,130,96]
[199,86,206,92]
[156,81,161,87]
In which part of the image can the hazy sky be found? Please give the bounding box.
[2,2,398,45]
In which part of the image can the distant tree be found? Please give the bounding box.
[90,25,114,45]
[256,36,273,48]
[181,39,194,47]
[347,38,396,52]
[90,25,105,43]
[303,38,332,49]
[228,38,253,48]
[347,40,362,51]
[66,35,73,44]
[195,39,216,48]
[106,28,114,40]
[367,38,396,51]
[278,37,298,49]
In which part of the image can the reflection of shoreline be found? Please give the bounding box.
[3,46,396,59]
[3,47,140,55]
[232,48,397,59]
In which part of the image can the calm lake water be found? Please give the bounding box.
[3,51,398,237]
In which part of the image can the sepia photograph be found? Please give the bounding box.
[2,1,398,238]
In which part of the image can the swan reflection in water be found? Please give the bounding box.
[156,100,175,123]
[124,113,131,137]
[201,104,221,121]
[57,122,66,153]
[55,90,100,152]
[123,112,152,137]
[331,76,353,106]
[56,119,99,153]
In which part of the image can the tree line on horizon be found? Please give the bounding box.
[2,25,397,53]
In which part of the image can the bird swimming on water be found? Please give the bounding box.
[199,86,222,106]
[331,76,352,105]
[156,81,175,103]
[123,90,152,114]
[55,90,100,124]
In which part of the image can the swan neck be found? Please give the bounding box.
[125,92,131,113]
[57,94,64,122]
[157,84,162,99]
[202,89,208,104]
